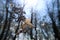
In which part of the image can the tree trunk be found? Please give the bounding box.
[2,12,12,40]
[34,13,37,40]
[49,12,60,40]
[0,0,8,40]
[13,14,20,40]
[30,13,33,39]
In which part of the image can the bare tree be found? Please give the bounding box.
[13,5,26,40]
[0,0,8,40]
[47,1,60,39]
[34,13,37,40]
[30,11,33,39]
[57,0,60,30]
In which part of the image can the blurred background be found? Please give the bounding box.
[0,0,60,40]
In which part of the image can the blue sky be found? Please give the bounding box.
[13,0,52,22]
